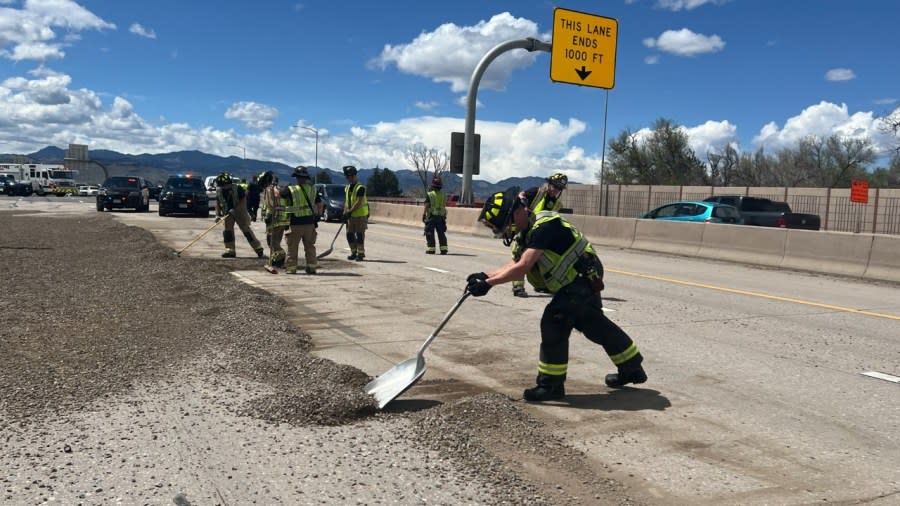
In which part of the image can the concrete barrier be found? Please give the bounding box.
[864,234,900,283]
[780,229,873,278]
[579,216,635,249]
[698,224,787,268]
[632,220,705,257]
[369,202,899,282]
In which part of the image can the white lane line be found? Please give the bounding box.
[425,267,450,273]
[861,371,900,384]
[602,307,615,313]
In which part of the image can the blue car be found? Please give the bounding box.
[640,200,742,224]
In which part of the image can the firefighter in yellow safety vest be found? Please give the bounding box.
[466,186,647,402]
[423,175,448,254]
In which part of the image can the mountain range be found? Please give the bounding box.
[2,146,553,199]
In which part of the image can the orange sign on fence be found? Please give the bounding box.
[850,179,869,204]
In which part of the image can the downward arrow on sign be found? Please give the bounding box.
[576,66,592,80]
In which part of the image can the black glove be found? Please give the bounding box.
[466,277,492,297]
[467,272,488,283]
[215,215,222,223]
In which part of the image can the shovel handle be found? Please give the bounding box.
[416,291,470,355]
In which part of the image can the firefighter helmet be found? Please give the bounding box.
[547,172,568,190]
[431,175,443,189]
[342,165,358,177]
[215,172,233,187]
[256,170,274,187]
[292,165,311,179]
[479,186,523,233]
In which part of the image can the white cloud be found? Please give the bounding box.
[824,68,855,81]
[369,12,546,93]
[644,55,660,65]
[224,101,279,130]
[0,0,115,61]
[129,23,157,39]
[3,67,896,189]
[683,120,738,156]
[874,98,897,105]
[655,0,729,11]
[752,101,898,155]
[644,28,725,56]
[414,101,439,111]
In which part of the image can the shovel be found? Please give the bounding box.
[173,218,224,257]
[317,221,345,259]
[365,290,470,409]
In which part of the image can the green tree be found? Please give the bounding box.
[366,168,402,197]
[603,118,706,185]
[870,156,900,188]
[314,170,332,184]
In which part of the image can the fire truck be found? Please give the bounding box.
[0,163,79,196]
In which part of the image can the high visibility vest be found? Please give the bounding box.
[426,189,447,217]
[345,183,369,217]
[288,183,316,219]
[275,192,291,227]
[531,184,562,213]
[217,185,239,212]
[525,211,596,293]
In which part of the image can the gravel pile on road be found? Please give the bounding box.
[0,211,640,505]
[0,211,375,424]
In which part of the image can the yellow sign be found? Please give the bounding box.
[550,7,618,89]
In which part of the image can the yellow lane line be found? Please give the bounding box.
[609,269,900,321]
[373,228,900,321]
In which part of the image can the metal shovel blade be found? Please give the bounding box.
[364,291,469,409]
[365,356,426,409]
[317,221,345,259]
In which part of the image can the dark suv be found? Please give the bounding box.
[97,176,151,212]
[158,175,209,217]
[316,183,346,221]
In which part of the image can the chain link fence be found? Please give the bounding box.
[561,184,900,235]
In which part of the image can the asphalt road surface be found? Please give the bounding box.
[2,195,899,505]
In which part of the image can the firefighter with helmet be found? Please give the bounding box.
[423,174,449,254]
[342,165,369,261]
[510,172,569,297]
[214,171,265,259]
[281,166,322,274]
[466,186,647,402]
[258,171,287,269]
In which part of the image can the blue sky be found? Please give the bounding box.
[1,0,897,183]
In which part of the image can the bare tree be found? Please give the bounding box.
[878,109,900,155]
[707,144,738,186]
[405,143,450,194]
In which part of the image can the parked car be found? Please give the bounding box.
[703,195,821,230]
[96,176,151,212]
[316,183,346,221]
[1,175,16,195]
[1,175,32,196]
[204,175,218,210]
[640,200,742,224]
[78,185,99,196]
[158,175,209,217]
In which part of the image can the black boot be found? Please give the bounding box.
[605,365,647,388]
[523,384,565,402]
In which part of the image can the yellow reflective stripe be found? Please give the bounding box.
[609,343,640,365]
[537,361,568,376]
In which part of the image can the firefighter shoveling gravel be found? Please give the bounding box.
[0,210,641,505]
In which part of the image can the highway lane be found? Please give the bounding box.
[11,197,899,505]
[325,217,900,505]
